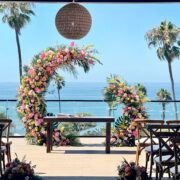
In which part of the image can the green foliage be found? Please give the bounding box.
[76,112,92,117]
[59,112,96,135]
[83,127,106,136]
[115,116,131,130]
[60,122,97,135]
[135,83,147,96]
[156,88,172,120]
[52,72,65,91]
[103,75,120,109]
[65,134,81,146]
[146,20,180,119]
[52,73,65,113]
[0,111,6,118]
[156,88,172,102]
[0,2,35,34]
[146,21,180,63]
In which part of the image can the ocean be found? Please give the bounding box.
[0,82,180,135]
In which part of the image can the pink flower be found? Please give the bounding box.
[80,50,86,55]
[133,130,138,137]
[42,76,47,82]
[88,59,94,64]
[125,166,131,173]
[110,84,116,89]
[35,119,43,126]
[46,67,51,72]
[28,69,35,77]
[34,113,39,120]
[35,88,41,93]
[56,58,62,63]
[118,89,123,94]
[40,53,46,59]
[40,88,45,92]
[28,113,34,119]
[54,132,60,137]
[70,42,75,46]
[31,130,36,136]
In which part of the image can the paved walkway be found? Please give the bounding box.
[10,138,146,180]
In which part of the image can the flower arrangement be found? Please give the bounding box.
[3,154,41,180]
[17,43,100,145]
[53,127,70,146]
[117,159,148,180]
[53,125,80,146]
[104,75,148,146]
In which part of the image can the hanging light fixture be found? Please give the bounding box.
[55,2,92,40]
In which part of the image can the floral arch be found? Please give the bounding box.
[104,75,148,146]
[17,43,99,145]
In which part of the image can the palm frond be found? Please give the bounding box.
[60,63,78,78]
[91,56,103,65]
[156,88,172,103]
[157,47,165,60]
[146,20,180,62]
[0,2,35,31]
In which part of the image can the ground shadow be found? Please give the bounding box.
[42,176,171,180]
[51,150,136,154]
[42,176,118,180]
[79,143,104,147]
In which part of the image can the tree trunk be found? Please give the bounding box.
[108,108,112,116]
[15,29,22,83]
[162,103,166,121]
[58,89,61,113]
[167,61,178,119]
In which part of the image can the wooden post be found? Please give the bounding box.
[46,121,51,153]
[106,122,111,153]
[50,121,53,151]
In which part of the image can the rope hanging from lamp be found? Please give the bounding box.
[55,0,92,39]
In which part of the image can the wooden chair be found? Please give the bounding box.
[135,119,164,167]
[0,119,12,163]
[147,125,180,180]
[170,137,180,180]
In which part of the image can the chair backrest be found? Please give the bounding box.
[166,120,180,125]
[0,119,12,142]
[135,119,164,147]
[147,125,180,165]
[172,138,180,175]
[0,124,4,151]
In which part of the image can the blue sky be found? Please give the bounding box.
[0,3,180,84]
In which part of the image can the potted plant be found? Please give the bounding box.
[2,154,42,180]
[117,159,148,180]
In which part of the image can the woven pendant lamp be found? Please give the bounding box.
[55,2,92,39]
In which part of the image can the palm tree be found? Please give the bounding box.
[146,21,180,119]
[156,88,172,120]
[52,73,65,113]
[0,2,35,82]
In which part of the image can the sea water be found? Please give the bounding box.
[0,82,180,135]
